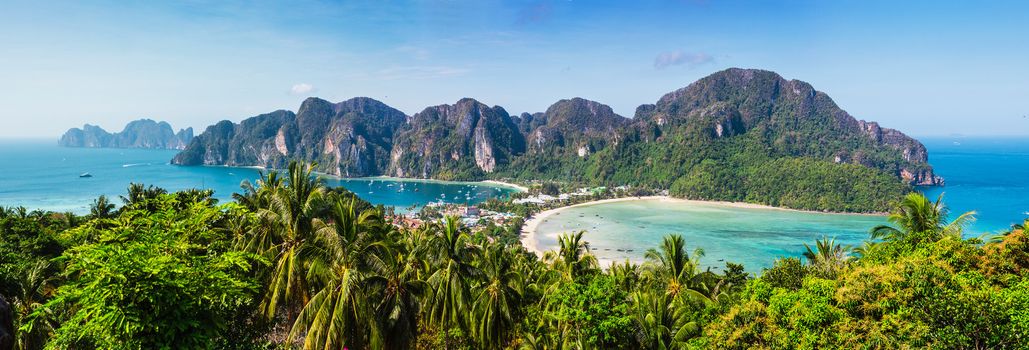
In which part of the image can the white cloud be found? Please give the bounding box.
[290,83,315,95]
[654,51,714,69]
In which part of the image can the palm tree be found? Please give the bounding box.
[12,260,54,350]
[89,195,116,219]
[288,197,382,349]
[609,260,641,292]
[424,216,479,331]
[120,183,168,208]
[871,193,975,244]
[643,234,711,302]
[544,231,597,281]
[365,250,428,350]
[260,161,327,321]
[472,245,524,348]
[234,170,282,211]
[1010,219,1027,233]
[518,332,556,350]
[631,291,697,350]
[172,188,216,208]
[802,237,851,278]
[851,241,878,260]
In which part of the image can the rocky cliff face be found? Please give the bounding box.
[59,124,112,148]
[172,98,407,177]
[636,68,942,185]
[173,68,941,189]
[59,119,193,150]
[524,98,628,156]
[856,120,942,185]
[173,111,296,167]
[387,98,525,179]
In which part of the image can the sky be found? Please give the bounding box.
[1,0,1027,138]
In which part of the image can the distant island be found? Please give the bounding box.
[60,119,194,150]
[172,68,942,212]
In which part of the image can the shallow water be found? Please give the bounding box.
[533,199,886,271]
[533,137,1029,271]
[2,136,1025,271]
[0,140,517,213]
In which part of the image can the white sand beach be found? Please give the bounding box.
[480,180,529,192]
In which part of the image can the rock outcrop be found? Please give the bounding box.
[523,98,628,156]
[173,68,942,192]
[174,98,407,177]
[634,68,942,185]
[387,98,525,179]
[59,119,194,150]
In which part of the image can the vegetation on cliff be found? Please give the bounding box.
[173,69,940,212]
[1,163,1024,349]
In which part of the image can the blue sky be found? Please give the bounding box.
[1,0,1027,138]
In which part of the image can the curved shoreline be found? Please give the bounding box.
[335,175,528,192]
[193,165,528,193]
[520,196,884,259]
[480,180,529,192]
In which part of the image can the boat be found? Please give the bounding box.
[79,173,92,178]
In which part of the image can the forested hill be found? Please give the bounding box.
[172,68,941,212]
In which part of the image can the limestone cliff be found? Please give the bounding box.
[387,98,525,179]
[633,68,942,186]
[173,68,944,211]
[172,98,406,177]
[59,119,193,150]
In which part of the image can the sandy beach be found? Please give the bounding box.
[520,196,663,257]
[520,195,883,263]
[480,180,529,192]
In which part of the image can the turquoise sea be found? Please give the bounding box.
[1,137,1026,271]
[0,140,518,213]
[531,136,1029,270]
[919,137,1029,234]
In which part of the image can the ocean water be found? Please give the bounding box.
[532,136,1029,270]
[0,140,517,213]
[533,199,885,271]
[920,137,1029,234]
[2,137,1026,271]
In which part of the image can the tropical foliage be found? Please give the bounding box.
[0,163,1026,349]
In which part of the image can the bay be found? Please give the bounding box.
[531,136,1029,270]
[2,136,1026,271]
[0,140,518,213]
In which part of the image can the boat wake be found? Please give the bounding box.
[122,163,151,168]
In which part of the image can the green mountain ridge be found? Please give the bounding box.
[172,68,942,212]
